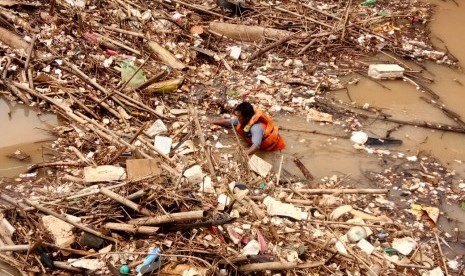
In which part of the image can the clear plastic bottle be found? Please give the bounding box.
[136,247,161,275]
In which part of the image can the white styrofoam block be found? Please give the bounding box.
[248,155,272,177]
[146,119,167,137]
[154,136,172,155]
[230,46,241,60]
[368,64,404,79]
[184,165,204,184]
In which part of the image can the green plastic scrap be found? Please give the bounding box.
[361,0,376,6]
[460,201,465,211]
[297,243,306,256]
[119,61,147,89]
[226,90,241,97]
[384,248,402,257]
[377,10,389,16]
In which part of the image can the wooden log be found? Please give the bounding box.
[100,187,153,216]
[209,22,293,42]
[148,41,187,70]
[0,9,34,33]
[5,82,30,105]
[0,26,29,55]
[278,188,389,194]
[0,194,33,211]
[104,223,159,234]
[23,199,117,242]
[293,157,314,181]
[143,78,184,94]
[238,261,324,272]
[128,210,206,225]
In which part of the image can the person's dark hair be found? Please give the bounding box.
[235,102,254,118]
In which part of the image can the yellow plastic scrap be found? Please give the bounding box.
[410,204,439,224]
[373,22,401,34]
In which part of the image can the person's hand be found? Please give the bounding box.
[210,124,221,130]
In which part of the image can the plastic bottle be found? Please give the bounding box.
[136,247,161,275]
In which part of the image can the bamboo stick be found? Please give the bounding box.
[127,190,146,200]
[278,188,389,194]
[148,41,187,70]
[108,122,149,164]
[53,261,83,272]
[101,25,145,38]
[249,32,300,61]
[94,33,141,55]
[170,0,232,20]
[238,261,324,272]
[435,232,449,276]
[190,105,215,177]
[0,245,29,252]
[260,3,332,29]
[284,198,314,205]
[100,187,154,216]
[128,210,206,225]
[23,199,116,242]
[104,223,159,234]
[143,78,184,94]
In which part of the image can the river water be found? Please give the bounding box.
[0,97,56,177]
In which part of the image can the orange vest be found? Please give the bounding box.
[236,108,286,151]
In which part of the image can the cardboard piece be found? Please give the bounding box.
[126,159,161,180]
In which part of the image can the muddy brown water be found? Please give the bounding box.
[0,0,464,261]
[0,97,56,178]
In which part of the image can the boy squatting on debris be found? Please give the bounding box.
[211,102,286,155]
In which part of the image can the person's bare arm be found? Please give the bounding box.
[245,144,259,155]
[211,118,231,127]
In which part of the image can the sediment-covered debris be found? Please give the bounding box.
[0,0,464,275]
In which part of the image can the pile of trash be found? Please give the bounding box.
[0,0,464,275]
